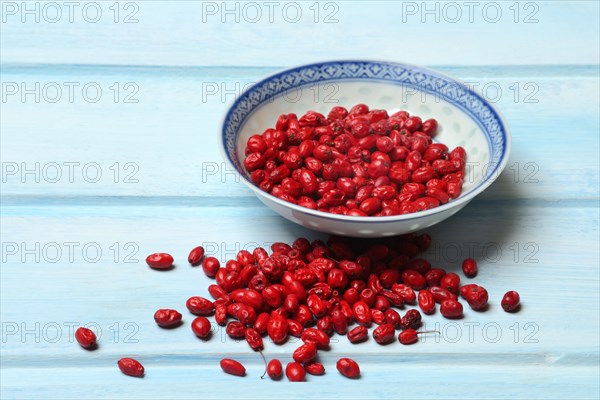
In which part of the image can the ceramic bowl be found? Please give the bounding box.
[220,60,511,237]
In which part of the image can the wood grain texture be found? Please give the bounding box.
[1,1,599,398]
[1,203,599,398]
[1,65,598,199]
[1,1,598,66]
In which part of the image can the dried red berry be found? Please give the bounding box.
[398,328,419,345]
[352,301,372,326]
[317,316,334,336]
[418,290,436,315]
[425,268,446,287]
[347,325,369,343]
[336,358,360,379]
[267,359,283,380]
[215,304,227,326]
[74,327,96,349]
[440,299,463,319]
[188,246,205,266]
[191,316,212,338]
[360,288,376,307]
[399,309,422,330]
[208,285,228,301]
[286,362,306,382]
[245,328,264,351]
[331,307,348,335]
[421,119,438,135]
[154,309,183,328]
[301,328,330,349]
[402,270,427,290]
[371,308,387,324]
[304,361,325,375]
[233,304,257,325]
[501,290,520,312]
[372,323,396,344]
[118,358,144,377]
[293,342,318,363]
[399,328,437,344]
[462,258,478,278]
[429,286,458,303]
[440,272,460,294]
[392,283,416,304]
[278,318,296,336]
[186,296,215,316]
[460,283,479,299]
[202,257,220,278]
[226,321,246,339]
[267,314,288,344]
[465,285,489,311]
[384,308,401,328]
[220,358,246,376]
[145,253,174,270]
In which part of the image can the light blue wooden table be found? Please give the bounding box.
[1,1,599,398]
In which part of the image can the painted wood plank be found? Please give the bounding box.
[1,65,598,200]
[2,364,599,399]
[1,203,598,398]
[1,1,598,66]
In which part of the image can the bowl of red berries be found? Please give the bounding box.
[220,60,511,237]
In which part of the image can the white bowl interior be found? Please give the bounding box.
[236,80,491,194]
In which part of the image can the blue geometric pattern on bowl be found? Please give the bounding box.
[223,60,507,184]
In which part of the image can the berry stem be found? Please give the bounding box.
[259,350,267,379]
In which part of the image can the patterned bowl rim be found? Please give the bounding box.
[220,59,512,222]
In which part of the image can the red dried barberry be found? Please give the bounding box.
[243,107,465,217]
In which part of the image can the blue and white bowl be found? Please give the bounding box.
[220,60,511,237]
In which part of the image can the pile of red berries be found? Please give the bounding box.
[243,105,467,216]
[74,233,521,381]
